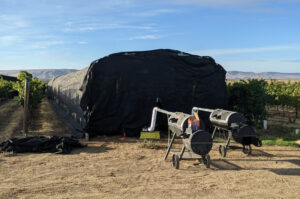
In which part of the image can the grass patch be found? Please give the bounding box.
[256,125,299,147]
[262,139,296,147]
[213,137,225,141]
[256,125,300,140]
[213,127,299,147]
[139,139,160,150]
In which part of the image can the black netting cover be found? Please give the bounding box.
[80,49,227,136]
[0,136,85,154]
[0,75,17,82]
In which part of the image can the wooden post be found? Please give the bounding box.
[23,78,30,138]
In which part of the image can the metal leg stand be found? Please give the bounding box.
[211,127,217,139]
[179,145,186,160]
[167,115,170,145]
[164,132,176,160]
[168,129,170,145]
[225,131,232,149]
[219,131,232,158]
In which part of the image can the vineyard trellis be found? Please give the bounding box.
[0,71,46,109]
[265,80,300,119]
[227,79,300,126]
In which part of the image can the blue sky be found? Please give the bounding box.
[0,0,300,72]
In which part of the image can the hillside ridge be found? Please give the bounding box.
[1,69,300,80]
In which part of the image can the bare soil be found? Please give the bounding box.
[0,99,300,199]
[0,100,23,142]
[28,98,71,137]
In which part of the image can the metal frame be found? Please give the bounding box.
[211,126,252,157]
[164,131,210,169]
[146,107,211,169]
[193,107,253,157]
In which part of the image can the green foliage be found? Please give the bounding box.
[13,71,47,109]
[265,80,300,117]
[0,75,15,99]
[227,79,300,126]
[227,79,267,125]
[261,139,295,146]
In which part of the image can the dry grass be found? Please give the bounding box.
[139,139,161,150]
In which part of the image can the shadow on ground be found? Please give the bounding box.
[209,158,300,176]
[72,143,115,154]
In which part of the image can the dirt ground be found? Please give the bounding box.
[0,99,300,199]
[0,100,23,142]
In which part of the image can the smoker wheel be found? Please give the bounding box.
[219,145,227,157]
[172,154,180,169]
[203,154,210,168]
[242,145,252,155]
[257,139,262,147]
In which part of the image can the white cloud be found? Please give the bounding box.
[135,9,179,17]
[39,51,48,55]
[192,45,300,56]
[78,41,87,44]
[128,35,159,40]
[0,35,17,42]
[31,40,64,49]
[0,15,28,28]
[280,59,300,63]
[0,35,18,45]
[63,23,154,32]
[170,0,263,7]
[167,0,299,13]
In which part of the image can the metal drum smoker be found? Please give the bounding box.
[145,107,213,169]
[192,107,262,157]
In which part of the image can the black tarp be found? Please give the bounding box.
[80,49,227,136]
[0,136,85,154]
[0,75,17,82]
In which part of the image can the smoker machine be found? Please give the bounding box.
[192,107,262,157]
[146,107,212,169]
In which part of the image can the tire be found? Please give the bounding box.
[203,154,210,168]
[242,145,252,155]
[172,154,180,169]
[219,145,227,158]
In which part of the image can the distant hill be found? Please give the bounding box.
[227,71,300,80]
[0,69,78,80]
[1,69,300,81]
